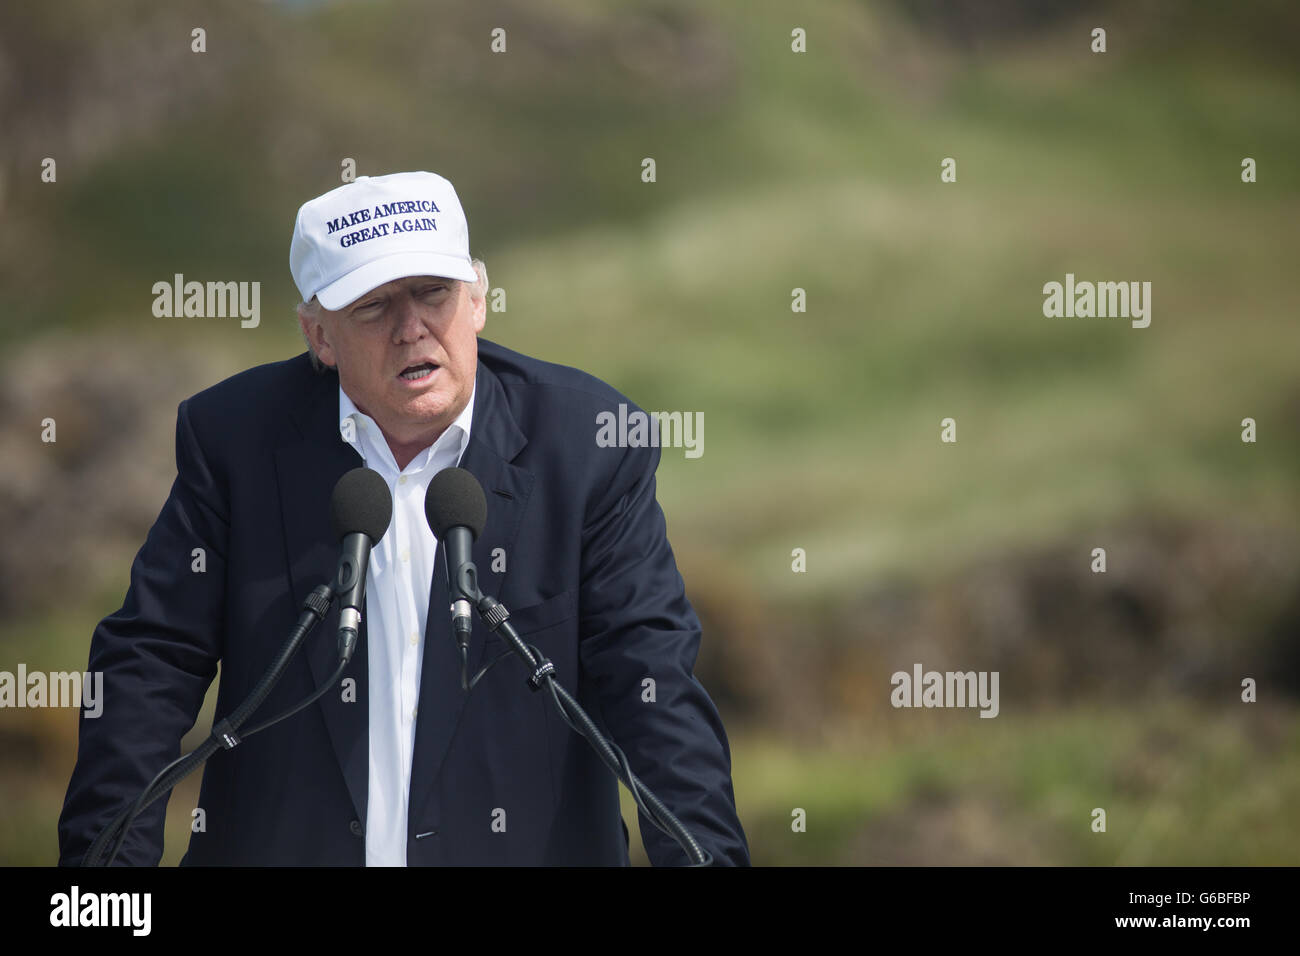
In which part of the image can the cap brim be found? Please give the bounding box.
[316,252,478,310]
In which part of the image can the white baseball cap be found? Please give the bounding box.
[290,171,477,310]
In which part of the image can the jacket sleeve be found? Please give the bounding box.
[576,441,750,866]
[57,398,229,866]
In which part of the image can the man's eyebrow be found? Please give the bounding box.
[348,278,453,310]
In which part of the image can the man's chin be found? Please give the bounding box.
[394,389,463,427]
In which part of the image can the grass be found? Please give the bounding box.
[640,699,1300,866]
[494,177,1300,599]
[6,584,1296,865]
[3,0,1299,866]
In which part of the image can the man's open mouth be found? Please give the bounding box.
[399,363,437,381]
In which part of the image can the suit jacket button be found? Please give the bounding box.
[349,819,364,837]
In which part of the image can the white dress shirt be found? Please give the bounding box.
[338,383,475,866]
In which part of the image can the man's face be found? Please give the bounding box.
[298,274,485,448]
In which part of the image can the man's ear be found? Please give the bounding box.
[472,288,487,334]
[298,306,337,367]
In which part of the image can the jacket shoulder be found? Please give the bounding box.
[181,352,324,449]
[476,338,661,496]
[477,337,637,414]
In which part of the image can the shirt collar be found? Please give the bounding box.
[337,380,475,474]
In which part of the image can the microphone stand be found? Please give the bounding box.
[469,589,714,867]
[82,583,336,867]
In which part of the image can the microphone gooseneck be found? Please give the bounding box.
[423,468,713,865]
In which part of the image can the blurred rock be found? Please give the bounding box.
[684,515,1299,737]
[0,332,233,616]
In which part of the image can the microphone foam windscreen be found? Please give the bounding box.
[424,467,487,539]
[330,467,393,542]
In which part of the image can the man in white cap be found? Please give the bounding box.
[290,173,485,473]
[58,171,749,867]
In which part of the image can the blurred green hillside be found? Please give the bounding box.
[1,0,1298,865]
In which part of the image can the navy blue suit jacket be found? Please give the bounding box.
[58,338,749,866]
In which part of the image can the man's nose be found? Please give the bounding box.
[391,294,430,341]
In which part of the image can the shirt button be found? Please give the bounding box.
[399,475,407,485]
[409,631,418,645]
[359,420,367,429]
[349,819,363,837]
[401,550,410,563]
[412,706,418,719]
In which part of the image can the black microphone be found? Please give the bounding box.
[330,467,393,665]
[424,467,487,651]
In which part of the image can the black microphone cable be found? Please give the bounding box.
[85,467,393,866]
[86,583,334,867]
[423,467,714,866]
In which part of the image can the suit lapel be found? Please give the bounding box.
[270,350,535,839]
[407,356,534,827]
[273,364,369,826]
